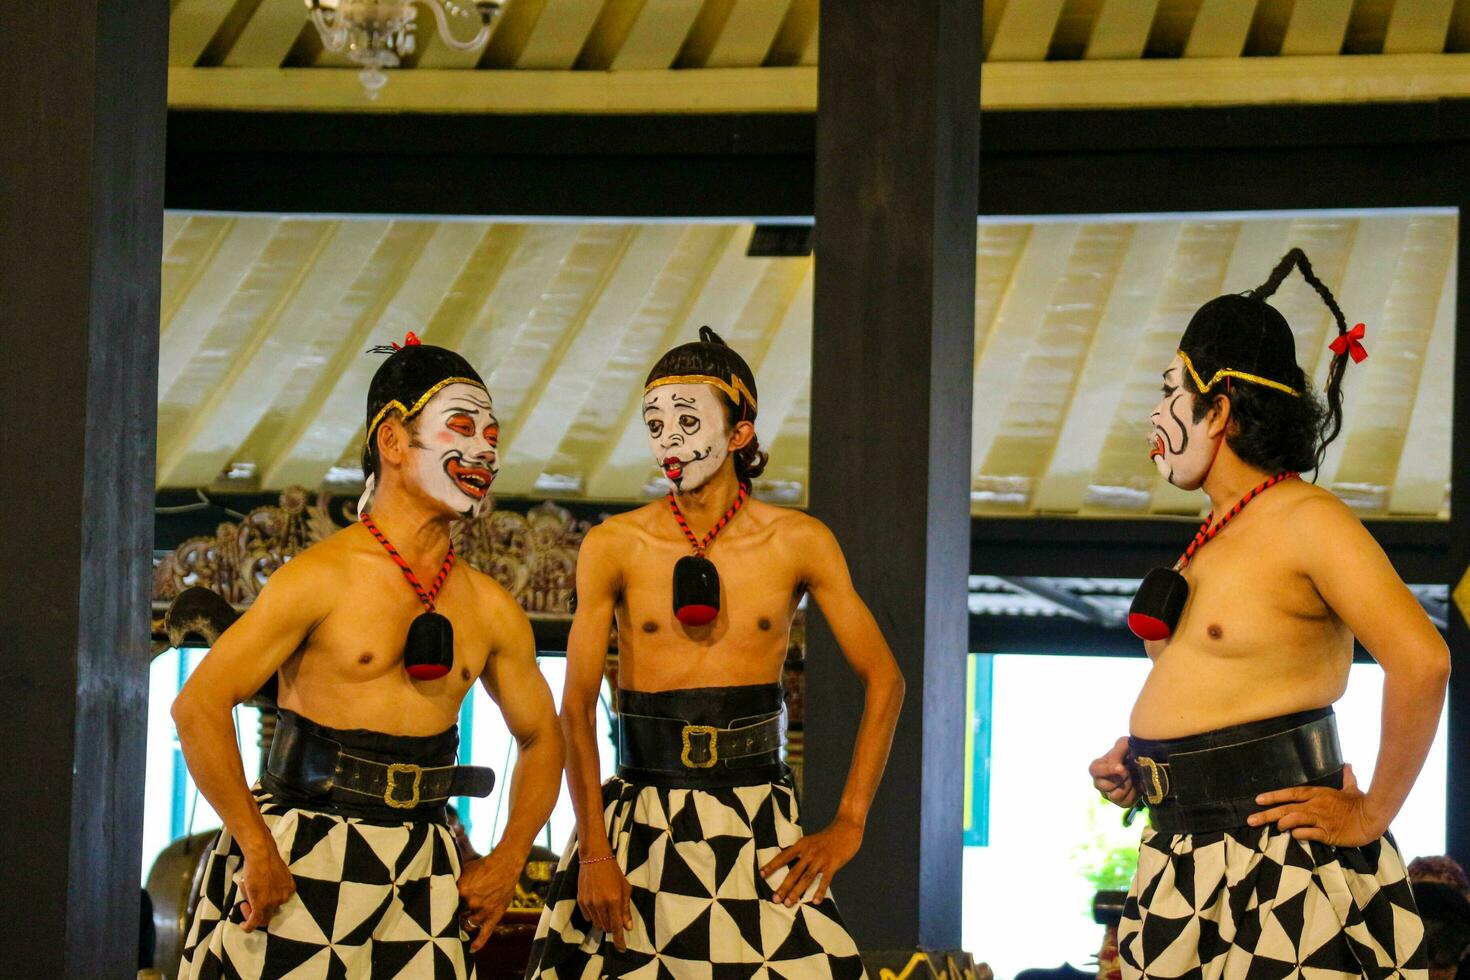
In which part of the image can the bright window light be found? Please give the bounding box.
[963,654,1448,980]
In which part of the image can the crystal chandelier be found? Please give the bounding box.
[306,0,505,99]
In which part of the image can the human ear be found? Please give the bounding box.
[377,416,408,467]
[728,420,755,452]
[1206,394,1232,440]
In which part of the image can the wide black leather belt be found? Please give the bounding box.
[265,709,494,821]
[1128,707,1343,835]
[618,710,785,789]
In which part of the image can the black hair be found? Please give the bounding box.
[1186,248,1354,475]
[646,326,768,483]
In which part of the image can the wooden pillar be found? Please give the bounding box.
[1446,187,1470,866]
[806,0,981,958]
[0,3,167,975]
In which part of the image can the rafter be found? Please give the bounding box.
[493,224,689,493]
[159,220,404,486]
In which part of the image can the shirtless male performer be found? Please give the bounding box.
[175,335,564,979]
[1089,249,1449,979]
[524,327,905,979]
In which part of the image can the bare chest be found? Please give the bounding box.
[613,533,800,687]
[1173,528,1341,656]
[292,577,493,689]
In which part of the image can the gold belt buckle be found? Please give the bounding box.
[680,725,719,769]
[385,762,424,808]
[1135,756,1170,806]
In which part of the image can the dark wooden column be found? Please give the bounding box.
[805,0,980,957]
[0,3,167,976]
[1446,180,1470,867]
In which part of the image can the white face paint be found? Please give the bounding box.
[1148,356,1220,491]
[406,382,499,518]
[644,383,731,494]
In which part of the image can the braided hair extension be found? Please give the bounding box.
[1249,248,1352,471]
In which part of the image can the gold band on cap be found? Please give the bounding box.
[364,376,487,446]
[644,374,758,414]
[1177,350,1299,398]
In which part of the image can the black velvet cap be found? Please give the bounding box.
[644,326,759,420]
[362,337,487,471]
[1177,294,1301,398]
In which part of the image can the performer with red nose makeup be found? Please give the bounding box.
[524,328,905,979]
[1088,251,1447,979]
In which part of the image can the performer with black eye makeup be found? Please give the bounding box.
[524,327,905,979]
[1087,250,1448,979]
[174,333,564,979]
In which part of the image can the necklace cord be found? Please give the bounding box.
[667,484,749,557]
[1178,472,1297,569]
[359,513,456,612]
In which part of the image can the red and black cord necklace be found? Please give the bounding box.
[360,512,458,680]
[667,483,749,626]
[1127,472,1298,642]
[1177,471,1298,569]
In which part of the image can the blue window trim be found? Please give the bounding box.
[963,653,993,848]
[456,692,474,834]
[171,649,189,841]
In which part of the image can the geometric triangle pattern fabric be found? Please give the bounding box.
[525,775,868,980]
[178,790,475,979]
[1118,823,1428,979]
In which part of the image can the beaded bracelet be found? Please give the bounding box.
[580,853,616,866]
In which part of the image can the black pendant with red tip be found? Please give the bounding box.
[1127,472,1297,642]
[360,512,457,681]
[667,484,748,627]
[673,556,721,626]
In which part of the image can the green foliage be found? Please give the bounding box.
[1072,797,1142,904]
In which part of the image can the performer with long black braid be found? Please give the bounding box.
[1089,250,1448,978]
[525,327,904,979]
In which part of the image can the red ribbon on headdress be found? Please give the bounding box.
[391,331,422,351]
[1329,323,1368,364]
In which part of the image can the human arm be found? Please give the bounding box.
[458,585,564,950]
[559,524,633,947]
[170,555,326,929]
[1251,496,1450,844]
[761,517,905,906]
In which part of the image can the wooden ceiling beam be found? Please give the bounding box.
[1384,0,1456,52]
[1391,252,1456,515]
[1085,0,1162,59]
[610,0,705,70]
[169,53,1470,113]
[987,0,1068,61]
[701,0,790,68]
[516,0,607,69]
[170,0,237,67]
[1280,0,1354,55]
[492,224,688,493]
[1182,0,1257,57]
[158,220,397,487]
[221,0,309,67]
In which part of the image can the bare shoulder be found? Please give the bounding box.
[263,526,356,591]
[1277,480,1364,536]
[757,502,835,544]
[585,504,662,553]
[749,502,841,564]
[461,562,520,615]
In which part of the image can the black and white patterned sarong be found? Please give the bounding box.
[179,790,473,979]
[524,774,868,980]
[1119,823,1427,979]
